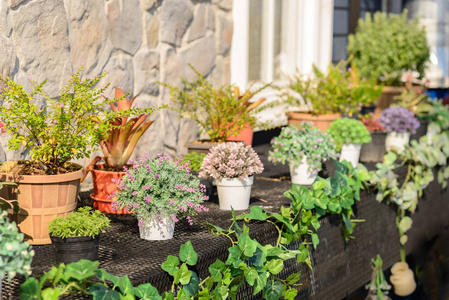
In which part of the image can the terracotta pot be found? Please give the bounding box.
[91,165,131,214]
[374,86,402,118]
[286,112,341,132]
[226,122,253,146]
[0,163,83,245]
[390,262,416,296]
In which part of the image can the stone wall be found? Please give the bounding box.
[0,0,233,166]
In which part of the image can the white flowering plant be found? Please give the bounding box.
[268,123,337,172]
[0,210,34,281]
[199,142,264,180]
[112,153,209,227]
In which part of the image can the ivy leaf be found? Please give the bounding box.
[264,259,283,275]
[253,268,268,295]
[238,233,258,257]
[249,247,264,267]
[311,233,320,249]
[285,272,301,284]
[90,284,121,300]
[245,266,259,286]
[161,256,179,276]
[209,260,225,282]
[183,271,199,296]
[262,280,283,300]
[162,291,175,300]
[310,215,320,230]
[236,206,269,221]
[180,241,198,266]
[41,288,61,300]
[62,260,99,282]
[177,264,192,285]
[312,178,326,190]
[19,278,40,299]
[296,244,310,262]
[114,275,134,296]
[226,245,243,268]
[135,283,161,299]
[283,288,298,300]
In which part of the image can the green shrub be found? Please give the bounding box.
[327,118,371,151]
[180,152,206,172]
[347,10,430,85]
[48,207,110,239]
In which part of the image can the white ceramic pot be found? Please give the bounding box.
[139,216,175,240]
[289,156,318,185]
[426,127,438,145]
[339,144,362,168]
[216,176,254,211]
[385,132,410,153]
[390,262,416,296]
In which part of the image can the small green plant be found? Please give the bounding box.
[159,65,272,142]
[347,10,430,85]
[268,123,337,173]
[0,210,34,281]
[365,255,391,300]
[393,81,433,118]
[180,152,206,172]
[284,60,382,115]
[48,207,111,239]
[427,100,449,133]
[327,118,372,151]
[0,66,163,174]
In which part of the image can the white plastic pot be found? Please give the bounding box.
[339,144,362,167]
[289,156,318,185]
[390,262,416,296]
[216,176,254,211]
[385,132,410,153]
[139,216,175,240]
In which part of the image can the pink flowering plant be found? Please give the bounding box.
[268,123,337,172]
[112,153,209,227]
[199,142,264,180]
[0,66,162,174]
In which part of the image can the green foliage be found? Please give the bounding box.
[268,123,337,172]
[327,118,372,151]
[347,10,430,85]
[427,100,449,134]
[0,66,162,173]
[180,152,206,172]
[283,160,370,242]
[0,210,34,281]
[365,255,391,300]
[0,180,19,214]
[159,65,273,142]
[47,207,111,239]
[284,60,382,115]
[393,82,433,118]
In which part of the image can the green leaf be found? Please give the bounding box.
[312,178,326,190]
[245,266,259,286]
[162,291,175,300]
[114,275,134,296]
[253,269,268,295]
[236,206,269,221]
[400,234,408,245]
[384,152,398,166]
[183,271,199,296]
[96,268,121,285]
[90,284,121,300]
[264,259,283,275]
[310,215,320,230]
[285,272,301,284]
[249,247,264,267]
[41,288,61,300]
[135,283,162,299]
[238,233,258,257]
[296,244,310,262]
[262,280,283,300]
[311,233,319,249]
[209,260,225,282]
[179,241,198,266]
[398,216,413,234]
[62,259,99,282]
[175,263,192,285]
[19,277,39,299]
[161,256,179,276]
[283,288,298,300]
[226,245,243,268]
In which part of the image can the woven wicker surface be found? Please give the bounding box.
[1,152,448,299]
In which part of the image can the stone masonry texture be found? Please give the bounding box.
[0,0,233,190]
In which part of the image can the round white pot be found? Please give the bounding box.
[289,156,318,185]
[390,262,416,296]
[139,216,175,240]
[339,144,362,168]
[216,176,254,211]
[385,132,410,153]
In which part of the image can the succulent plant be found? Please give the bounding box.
[327,118,372,151]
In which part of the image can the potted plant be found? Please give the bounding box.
[113,153,209,240]
[365,255,391,300]
[327,118,371,167]
[200,142,264,211]
[159,65,272,151]
[0,66,129,244]
[180,152,212,198]
[48,207,110,264]
[284,60,381,131]
[347,10,430,116]
[268,123,337,185]
[0,210,34,299]
[378,107,420,153]
[359,115,387,162]
[83,88,167,214]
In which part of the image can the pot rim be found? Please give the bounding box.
[0,161,84,183]
[50,234,100,243]
[92,163,129,174]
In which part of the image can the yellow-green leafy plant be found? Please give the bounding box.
[327,118,372,151]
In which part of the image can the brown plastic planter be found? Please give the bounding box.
[91,164,131,214]
[286,112,341,132]
[0,163,83,245]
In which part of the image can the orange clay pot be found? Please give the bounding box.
[226,122,254,146]
[0,162,83,245]
[286,112,341,132]
[91,164,131,214]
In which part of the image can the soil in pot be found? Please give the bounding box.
[0,161,83,245]
[51,234,100,264]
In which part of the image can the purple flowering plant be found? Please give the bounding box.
[199,142,264,180]
[378,107,420,134]
[112,152,209,227]
[268,123,337,172]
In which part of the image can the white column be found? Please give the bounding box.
[230,0,250,89]
[261,0,275,82]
